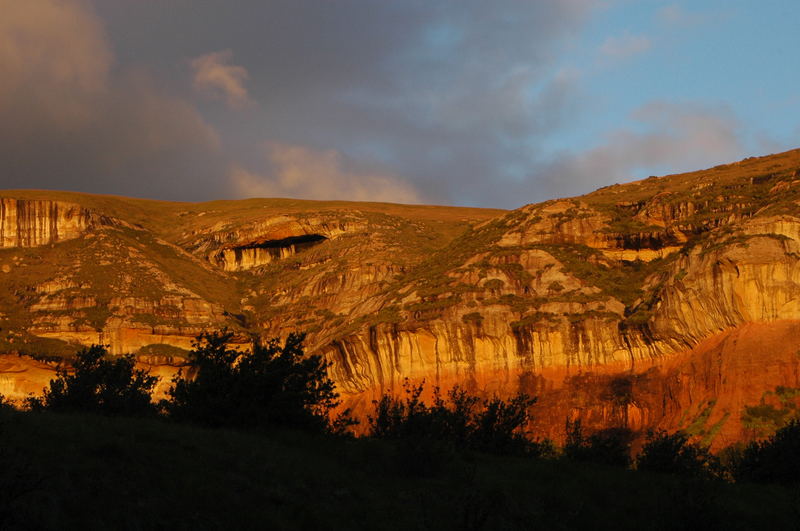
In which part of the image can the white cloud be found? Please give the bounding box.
[191,50,252,109]
[535,101,745,198]
[658,4,705,26]
[0,0,221,198]
[599,32,651,62]
[230,143,424,204]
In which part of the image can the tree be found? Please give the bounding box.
[735,420,800,485]
[29,345,158,416]
[368,380,547,457]
[164,330,343,433]
[635,430,723,480]
[563,420,633,467]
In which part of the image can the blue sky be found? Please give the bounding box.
[556,1,798,156]
[1,0,798,208]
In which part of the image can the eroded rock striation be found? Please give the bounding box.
[0,198,110,248]
[2,149,800,445]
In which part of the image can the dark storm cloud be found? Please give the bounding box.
[0,1,759,207]
[2,0,619,206]
[83,0,598,206]
[0,0,224,201]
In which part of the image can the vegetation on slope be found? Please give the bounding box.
[363,148,800,335]
[4,330,800,529]
[0,190,504,357]
[0,409,797,530]
[5,149,800,357]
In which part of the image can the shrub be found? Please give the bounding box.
[28,345,158,417]
[164,330,345,433]
[368,380,549,457]
[741,386,800,438]
[735,420,800,485]
[635,430,723,480]
[547,281,564,293]
[563,420,633,467]
[461,312,484,324]
[483,279,505,290]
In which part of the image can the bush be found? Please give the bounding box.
[635,430,723,480]
[735,420,800,485]
[28,345,158,417]
[563,420,633,467]
[368,380,550,457]
[164,330,345,433]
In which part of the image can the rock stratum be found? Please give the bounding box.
[3,148,800,446]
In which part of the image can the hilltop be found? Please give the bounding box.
[2,148,800,446]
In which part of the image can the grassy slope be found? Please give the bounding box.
[582,148,800,207]
[376,149,800,325]
[3,149,800,354]
[0,190,505,240]
[0,410,796,530]
[0,191,505,355]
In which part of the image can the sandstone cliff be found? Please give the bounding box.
[0,198,110,248]
[2,149,800,446]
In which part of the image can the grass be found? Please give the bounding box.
[1,190,504,243]
[6,148,800,354]
[533,243,677,308]
[0,410,797,530]
[741,386,800,438]
[3,149,800,379]
[1,190,503,357]
[582,148,800,212]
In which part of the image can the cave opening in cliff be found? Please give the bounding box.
[242,234,327,253]
[215,234,328,271]
[618,232,679,251]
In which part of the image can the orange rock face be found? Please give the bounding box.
[521,320,800,449]
[0,353,183,403]
[341,321,800,448]
[2,150,800,447]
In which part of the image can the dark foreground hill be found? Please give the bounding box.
[0,410,796,530]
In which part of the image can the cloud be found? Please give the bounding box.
[0,0,111,129]
[230,143,423,204]
[0,0,222,200]
[599,32,651,62]
[83,0,600,206]
[532,102,745,199]
[1,0,606,206]
[191,50,252,108]
[657,4,706,26]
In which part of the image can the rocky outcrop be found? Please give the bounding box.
[522,320,800,450]
[0,198,109,248]
[647,218,800,348]
[212,234,328,271]
[318,150,800,446]
[184,213,363,271]
[2,149,800,447]
[324,214,800,401]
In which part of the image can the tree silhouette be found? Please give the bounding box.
[735,420,800,485]
[29,345,158,416]
[636,430,723,480]
[563,419,633,467]
[164,330,343,432]
[368,380,547,456]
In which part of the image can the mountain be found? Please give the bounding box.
[2,148,800,446]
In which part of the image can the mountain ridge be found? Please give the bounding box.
[2,147,800,446]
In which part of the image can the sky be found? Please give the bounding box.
[0,0,798,209]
